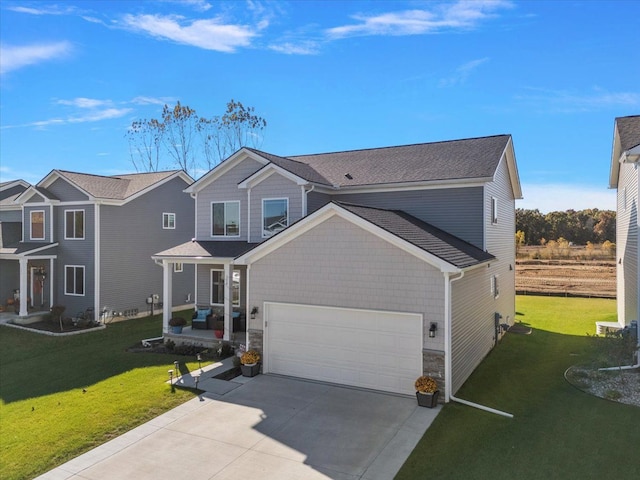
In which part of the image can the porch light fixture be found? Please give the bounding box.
[429,322,438,338]
[250,306,259,320]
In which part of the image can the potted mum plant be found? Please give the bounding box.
[414,375,440,408]
[240,349,261,377]
[169,317,186,334]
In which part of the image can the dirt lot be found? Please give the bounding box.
[516,259,616,298]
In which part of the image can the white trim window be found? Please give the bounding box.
[163,212,176,229]
[30,210,45,240]
[65,265,85,296]
[210,269,224,306]
[65,209,85,239]
[492,275,500,299]
[491,197,498,224]
[262,198,289,237]
[174,262,183,273]
[232,270,240,307]
[211,201,240,237]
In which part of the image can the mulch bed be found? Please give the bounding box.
[9,319,101,334]
[507,323,532,335]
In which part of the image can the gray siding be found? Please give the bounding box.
[53,204,95,314]
[0,184,27,201]
[48,177,90,201]
[449,155,516,394]
[484,156,517,325]
[333,187,484,248]
[248,215,446,377]
[100,176,195,317]
[450,266,497,393]
[616,162,638,325]
[195,158,262,240]
[307,191,331,214]
[249,173,303,242]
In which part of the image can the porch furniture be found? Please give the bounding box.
[192,308,213,330]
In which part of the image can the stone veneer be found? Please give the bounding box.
[423,349,445,402]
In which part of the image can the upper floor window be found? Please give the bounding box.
[65,210,85,239]
[163,212,176,229]
[174,262,183,273]
[491,197,498,224]
[212,201,240,237]
[65,265,85,296]
[30,210,45,240]
[263,198,289,237]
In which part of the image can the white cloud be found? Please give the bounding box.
[518,184,616,213]
[6,5,78,15]
[439,57,489,87]
[131,96,177,106]
[516,87,640,112]
[120,13,260,52]
[0,42,73,75]
[326,0,513,39]
[269,41,320,55]
[57,98,112,109]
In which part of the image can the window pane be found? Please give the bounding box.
[75,211,84,238]
[232,270,240,306]
[212,203,225,236]
[31,211,44,239]
[212,271,224,304]
[225,203,239,235]
[66,211,74,238]
[66,267,74,294]
[75,268,84,295]
[263,199,288,236]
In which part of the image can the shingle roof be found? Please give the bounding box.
[245,148,332,185]
[54,170,181,200]
[337,202,494,269]
[616,115,640,152]
[286,135,511,187]
[155,240,255,259]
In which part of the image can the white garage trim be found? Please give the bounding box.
[264,302,423,396]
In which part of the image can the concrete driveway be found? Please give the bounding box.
[36,374,440,480]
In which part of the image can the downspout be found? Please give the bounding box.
[303,184,315,216]
[445,270,514,418]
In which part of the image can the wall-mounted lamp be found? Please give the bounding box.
[429,322,438,338]
[250,306,259,320]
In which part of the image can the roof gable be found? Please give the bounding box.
[609,115,640,188]
[30,169,192,204]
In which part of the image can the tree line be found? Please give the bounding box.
[516,208,616,246]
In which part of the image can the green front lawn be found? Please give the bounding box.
[0,314,202,480]
[397,295,638,480]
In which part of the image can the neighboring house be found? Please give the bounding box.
[153,135,522,400]
[0,180,32,306]
[0,170,195,321]
[609,115,640,329]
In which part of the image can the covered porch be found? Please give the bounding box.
[153,240,255,343]
[0,243,57,317]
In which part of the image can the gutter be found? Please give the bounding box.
[444,271,514,418]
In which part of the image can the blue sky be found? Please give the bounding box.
[1,0,638,213]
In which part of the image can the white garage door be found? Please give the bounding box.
[264,302,423,395]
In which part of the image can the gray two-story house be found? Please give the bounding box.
[0,170,195,322]
[154,134,522,401]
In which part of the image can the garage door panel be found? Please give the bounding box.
[265,303,423,395]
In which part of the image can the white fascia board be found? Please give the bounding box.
[0,180,30,192]
[313,178,489,196]
[609,125,623,189]
[185,148,269,194]
[238,163,309,189]
[499,137,523,200]
[236,202,459,272]
[151,255,234,265]
[14,186,50,204]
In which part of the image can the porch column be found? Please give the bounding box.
[49,258,54,310]
[223,262,231,341]
[18,258,28,317]
[162,261,172,334]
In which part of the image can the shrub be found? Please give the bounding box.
[168,317,186,327]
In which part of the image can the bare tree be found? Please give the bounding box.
[127,99,266,178]
[198,99,267,170]
[127,118,164,173]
